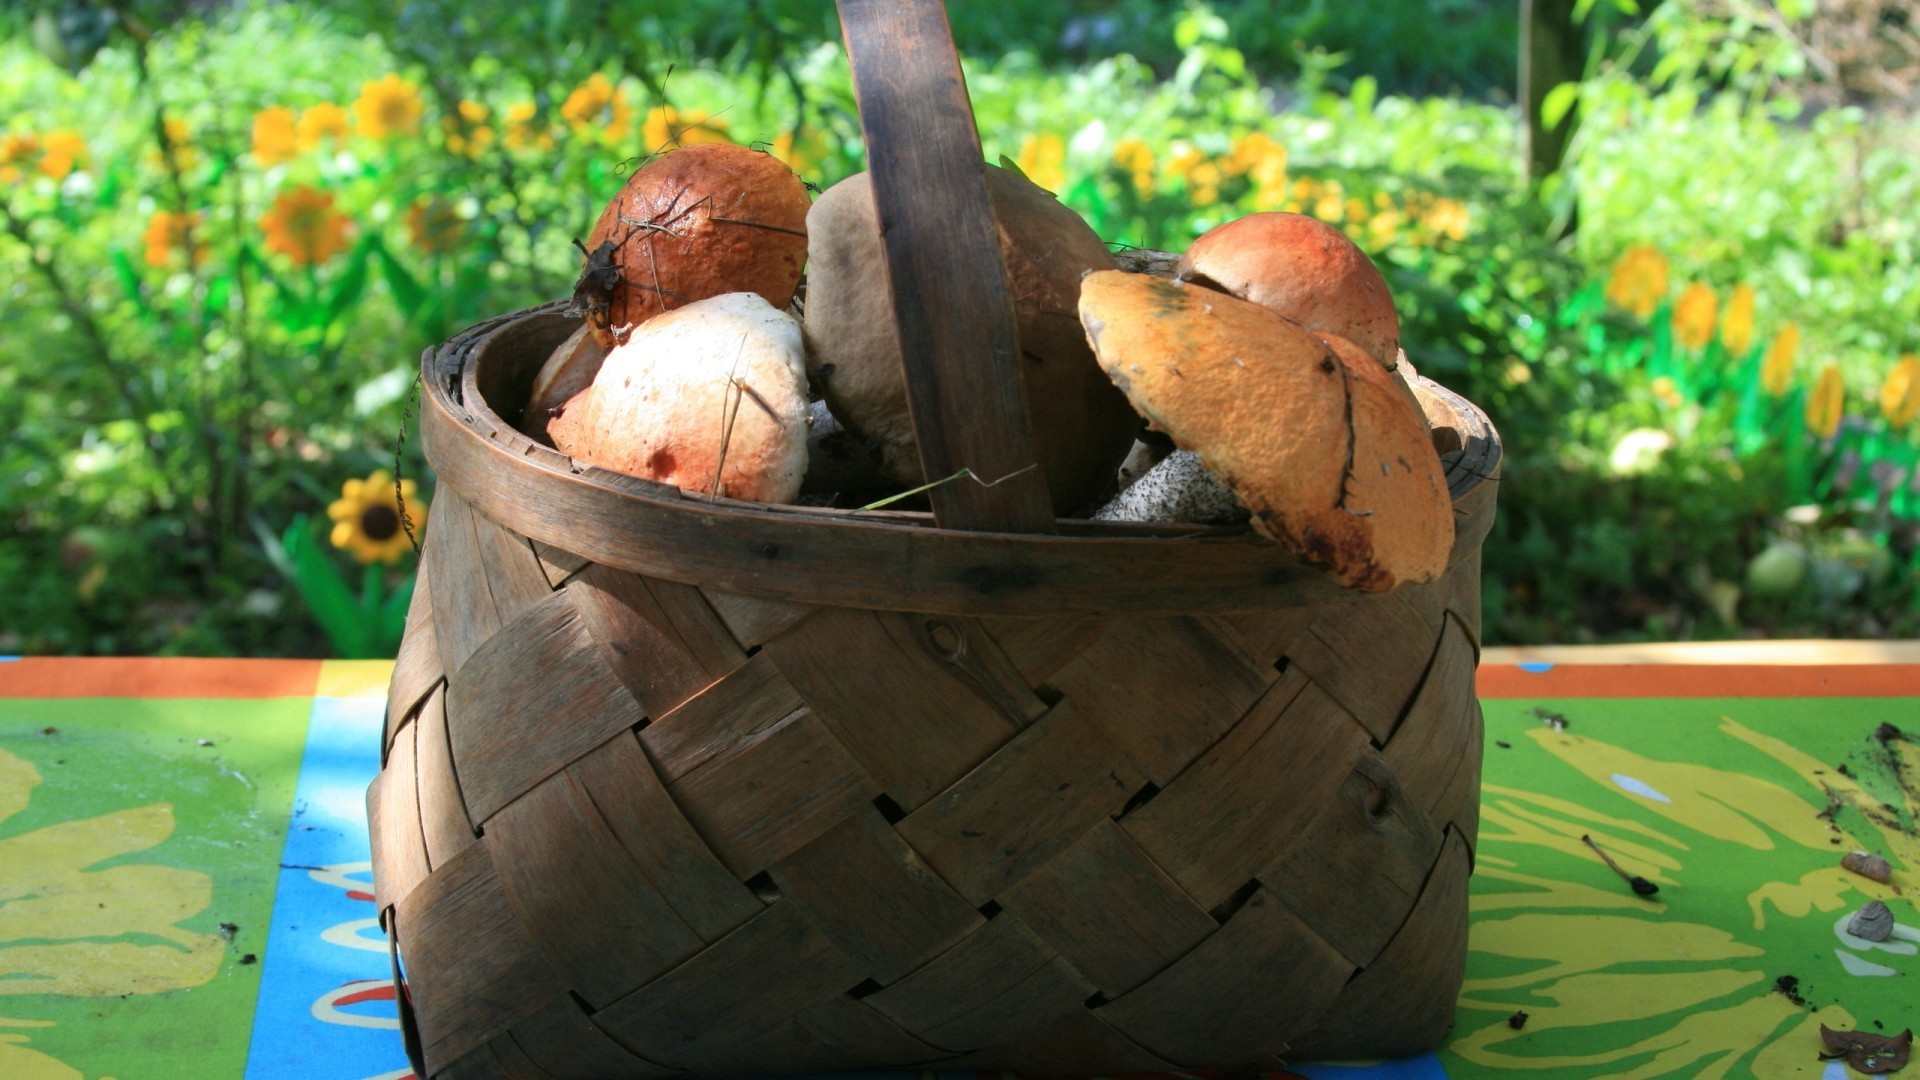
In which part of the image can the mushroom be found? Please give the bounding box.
[519,322,610,442]
[1178,211,1401,371]
[803,165,1142,516]
[548,292,811,504]
[574,143,810,348]
[1078,271,1453,592]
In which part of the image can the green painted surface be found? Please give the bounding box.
[0,697,310,1080]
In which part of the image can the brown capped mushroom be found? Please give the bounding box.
[519,322,610,442]
[576,143,809,347]
[1178,211,1400,371]
[548,292,810,504]
[803,165,1142,516]
[1078,270,1452,591]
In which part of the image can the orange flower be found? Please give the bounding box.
[1881,355,1920,427]
[353,74,424,140]
[296,102,350,151]
[1226,130,1286,179]
[502,103,554,152]
[405,197,466,256]
[260,186,351,266]
[1721,283,1756,356]
[252,106,300,167]
[1605,244,1668,318]
[1015,132,1067,193]
[1424,198,1470,242]
[639,103,725,150]
[39,131,86,180]
[564,74,635,143]
[1761,323,1800,396]
[441,100,493,158]
[1806,363,1843,439]
[142,209,202,268]
[0,132,39,184]
[1111,137,1154,196]
[1671,283,1718,350]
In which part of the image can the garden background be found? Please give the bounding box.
[2,0,1918,658]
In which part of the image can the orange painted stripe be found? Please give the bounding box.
[0,658,323,699]
[1477,663,1920,699]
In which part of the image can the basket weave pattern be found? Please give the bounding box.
[371,334,1491,1076]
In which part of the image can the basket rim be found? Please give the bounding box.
[417,302,1502,617]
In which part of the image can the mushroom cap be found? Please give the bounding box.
[1178,212,1400,371]
[548,292,811,504]
[583,143,809,346]
[1078,270,1452,591]
[803,166,1141,515]
[519,322,610,443]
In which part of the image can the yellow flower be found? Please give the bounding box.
[1651,375,1685,409]
[142,209,202,268]
[1806,364,1844,438]
[767,129,820,176]
[441,99,493,158]
[157,117,197,173]
[1112,137,1155,196]
[642,104,726,150]
[38,131,86,180]
[296,102,349,151]
[1226,130,1286,179]
[1672,282,1718,350]
[0,132,39,184]
[1186,160,1224,208]
[503,102,554,152]
[1605,244,1669,318]
[1424,197,1471,241]
[260,185,352,266]
[1761,323,1800,396]
[1721,283,1756,356]
[405,197,466,256]
[1880,355,1920,427]
[251,106,300,167]
[1015,132,1067,192]
[564,74,636,143]
[328,470,426,565]
[1366,206,1402,249]
[353,73,425,140]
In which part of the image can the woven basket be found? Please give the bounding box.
[368,4,1502,1076]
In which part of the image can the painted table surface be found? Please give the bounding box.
[0,647,1914,1080]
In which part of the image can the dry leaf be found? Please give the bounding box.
[1819,1025,1912,1074]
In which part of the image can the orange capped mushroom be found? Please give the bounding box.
[1078,270,1452,591]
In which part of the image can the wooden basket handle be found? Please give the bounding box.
[837,0,1056,534]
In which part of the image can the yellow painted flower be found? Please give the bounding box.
[563,74,637,143]
[1721,283,1756,356]
[142,209,202,268]
[251,106,300,167]
[1015,132,1067,193]
[296,102,350,150]
[0,132,39,184]
[1806,363,1843,439]
[1880,355,1920,427]
[502,102,554,152]
[352,73,425,140]
[328,470,426,564]
[0,746,226,1076]
[405,197,466,257]
[1760,322,1800,396]
[1672,282,1718,350]
[38,131,85,180]
[1605,244,1668,318]
[260,186,352,267]
[441,100,493,158]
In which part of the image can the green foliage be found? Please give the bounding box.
[2,0,1916,655]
